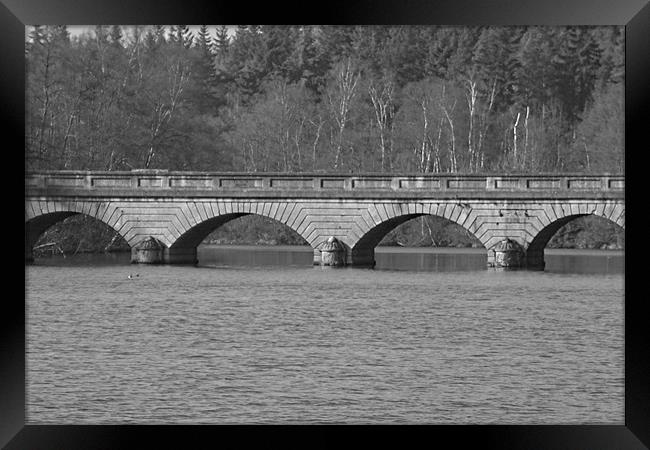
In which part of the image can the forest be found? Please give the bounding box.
[25,25,625,254]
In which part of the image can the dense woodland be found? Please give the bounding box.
[26,25,625,254]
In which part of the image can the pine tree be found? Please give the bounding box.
[384,26,427,85]
[94,25,110,46]
[318,25,354,66]
[472,27,524,110]
[26,25,46,54]
[52,25,71,44]
[153,25,166,45]
[109,25,123,47]
[446,27,482,80]
[226,25,268,103]
[516,27,555,109]
[551,27,602,126]
[196,25,213,54]
[189,25,221,113]
[176,25,194,48]
[214,25,230,57]
[261,25,297,80]
[167,25,178,44]
[286,26,329,94]
[424,26,456,79]
[594,26,623,89]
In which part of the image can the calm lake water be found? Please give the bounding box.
[25,246,624,424]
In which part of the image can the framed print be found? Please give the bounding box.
[3,0,649,447]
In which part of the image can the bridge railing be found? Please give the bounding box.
[25,171,625,192]
[24,171,625,200]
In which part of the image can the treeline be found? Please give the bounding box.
[26,25,624,174]
[27,25,625,253]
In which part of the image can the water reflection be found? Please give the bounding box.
[30,245,624,275]
[374,247,487,272]
[544,249,624,274]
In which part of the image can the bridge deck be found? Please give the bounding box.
[25,171,625,200]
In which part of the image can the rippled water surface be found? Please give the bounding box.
[26,247,624,424]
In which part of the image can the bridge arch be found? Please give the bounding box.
[348,202,486,267]
[525,202,624,268]
[25,199,131,262]
[162,201,317,264]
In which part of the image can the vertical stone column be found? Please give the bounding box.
[131,237,165,264]
[320,237,346,267]
[489,239,525,268]
[131,238,198,265]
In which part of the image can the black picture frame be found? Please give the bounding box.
[4,0,648,447]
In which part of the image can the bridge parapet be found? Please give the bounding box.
[25,171,625,200]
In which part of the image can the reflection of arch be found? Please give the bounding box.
[25,199,130,261]
[350,204,485,266]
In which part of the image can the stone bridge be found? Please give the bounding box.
[25,171,625,269]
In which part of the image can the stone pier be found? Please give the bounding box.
[131,237,165,264]
[320,237,346,266]
[492,239,525,268]
[131,238,198,265]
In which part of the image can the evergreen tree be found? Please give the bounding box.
[596,26,624,87]
[516,27,556,110]
[196,25,213,55]
[24,24,623,177]
[167,25,178,44]
[109,25,123,47]
[424,26,457,79]
[189,25,222,113]
[26,25,46,54]
[384,26,427,86]
[472,27,524,110]
[260,25,298,80]
[286,26,329,94]
[94,25,110,46]
[214,25,230,57]
[318,25,354,65]
[225,25,268,103]
[349,25,390,77]
[153,25,166,44]
[176,25,194,49]
[446,27,482,80]
[551,27,602,127]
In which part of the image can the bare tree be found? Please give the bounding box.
[309,114,325,171]
[326,58,360,170]
[368,75,396,172]
[439,84,458,172]
[143,54,191,168]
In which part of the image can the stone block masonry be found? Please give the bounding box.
[25,171,624,268]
